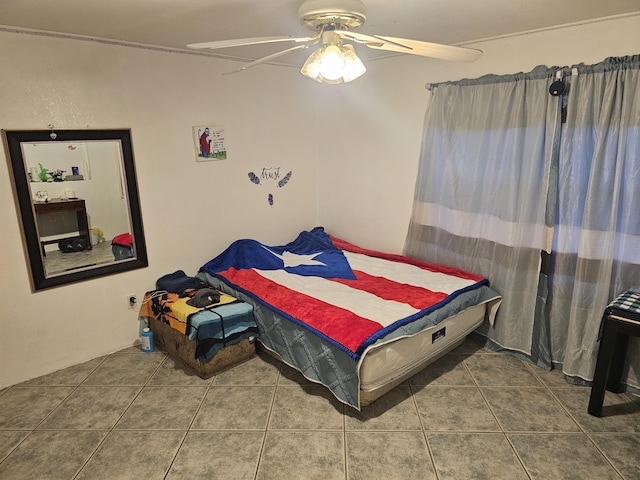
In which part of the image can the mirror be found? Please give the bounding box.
[3,129,148,290]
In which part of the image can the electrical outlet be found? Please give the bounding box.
[127,294,138,309]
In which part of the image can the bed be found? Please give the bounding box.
[197,227,501,409]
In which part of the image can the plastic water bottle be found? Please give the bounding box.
[140,328,154,352]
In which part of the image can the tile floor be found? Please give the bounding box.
[44,241,114,275]
[1,336,639,480]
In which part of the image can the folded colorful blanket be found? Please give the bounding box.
[138,290,258,360]
[141,290,239,334]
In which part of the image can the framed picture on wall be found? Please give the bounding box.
[193,125,227,161]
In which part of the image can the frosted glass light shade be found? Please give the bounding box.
[319,45,345,81]
[300,49,323,82]
[300,42,366,84]
[341,44,366,82]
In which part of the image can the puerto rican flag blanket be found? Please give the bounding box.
[200,227,491,360]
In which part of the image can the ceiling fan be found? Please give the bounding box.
[187,0,482,84]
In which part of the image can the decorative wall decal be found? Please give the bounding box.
[278,170,292,188]
[247,167,293,206]
[193,125,227,161]
[248,172,261,184]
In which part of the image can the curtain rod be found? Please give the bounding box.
[425,67,583,90]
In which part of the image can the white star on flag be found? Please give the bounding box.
[262,246,327,268]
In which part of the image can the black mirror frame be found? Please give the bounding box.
[3,128,148,291]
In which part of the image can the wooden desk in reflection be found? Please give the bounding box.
[34,198,92,255]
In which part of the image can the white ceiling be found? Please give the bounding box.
[2,0,639,67]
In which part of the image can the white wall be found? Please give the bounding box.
[316,15,640,253]
[2,14,639,387]
[0,32,319,387]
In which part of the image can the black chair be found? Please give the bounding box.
[588,290,640,417]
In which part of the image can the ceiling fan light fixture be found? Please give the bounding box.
[189,0,483,81]
[300,39,365,84]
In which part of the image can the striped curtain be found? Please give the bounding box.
[549,55,640,389]
[405,57,640,391]
[404,66,560,359]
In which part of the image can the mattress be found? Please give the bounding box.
[358,303,485,405]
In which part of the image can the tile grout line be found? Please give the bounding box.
[33,352,112,429]
[522,360,629,479]
[251,357,282,480]
[71,350,167,480]
[540,365,632,478]
[463,355,534,480]
[409,380,441,480]
[583,432,633,480]
[524,362,586,433]
[533,366,629,480]
[0,352,114,470]
[162,358,218,480]
[0,353,117,470]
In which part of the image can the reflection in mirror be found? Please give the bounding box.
[3,129,148,290]
[25,141,131,275]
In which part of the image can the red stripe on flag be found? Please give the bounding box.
[219,268,382,353]
[330,235,484,282]
[330,270,448,310]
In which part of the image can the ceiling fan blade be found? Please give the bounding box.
[336,31,482,63]
[223,45,310,75]
[188,35,316,50]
